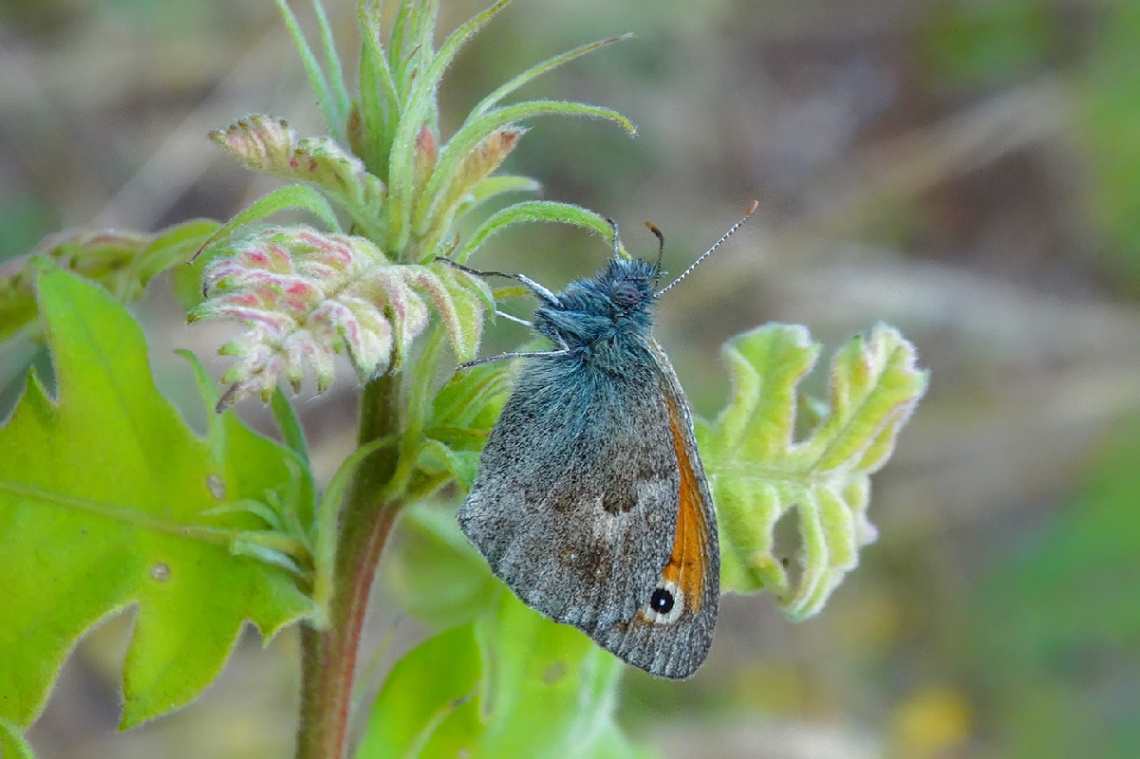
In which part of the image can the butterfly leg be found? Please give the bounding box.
[495,310,533,328]
[434,257,559,304]
[456,349,571,371]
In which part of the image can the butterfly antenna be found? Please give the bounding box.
[655,200,759,297]
[604,217,622,258]
[645,221,665,278]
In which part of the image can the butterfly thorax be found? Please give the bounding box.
[532,258,658,367]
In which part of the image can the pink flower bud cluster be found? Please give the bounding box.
[193,227,420,408]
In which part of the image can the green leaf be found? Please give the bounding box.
[0,264,314,730]
[456,174,542,219]
[700,323,927,620]
[270,385,310,470]
[467,34,632,122]
[130,219,219,292]
[356,0,400,176]
[428,361,510,445]
[369,562,652,758]
[417,440,482,491]
[310,0,351,130]
[1,230,151,342]
[386,0,512,254]
[417,100,634,243]
[356,623,483,758]
[386,501,499,630]
[191,184,343,263]
[273,0,343,135]
[171,243,217,315]
[455,200,618,263]
[414,360,509,492]
[471,594,649,757]
[413,128,523,248]
[0,718,34,759]
[0,221,219,347]
[388,0,442,102]
[210,117,384,239]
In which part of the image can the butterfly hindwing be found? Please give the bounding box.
[599,340,719,678]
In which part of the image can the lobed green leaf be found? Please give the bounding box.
[699,323,927,620]
[0,265,314,731]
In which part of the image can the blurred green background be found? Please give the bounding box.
[3,0,1140,757]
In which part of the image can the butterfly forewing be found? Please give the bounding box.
[458,351,680,633]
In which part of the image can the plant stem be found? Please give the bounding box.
[296,372,402,759]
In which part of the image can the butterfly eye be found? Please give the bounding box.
[611,280,642,308]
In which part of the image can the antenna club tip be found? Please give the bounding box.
[644,221,662,235]
[745,199,759,216]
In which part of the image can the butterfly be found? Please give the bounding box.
[449,202,756,678]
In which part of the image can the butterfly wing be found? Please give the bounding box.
[459,340,719,678]
[599,339,719,678]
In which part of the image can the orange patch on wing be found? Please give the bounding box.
[660,398,710,612]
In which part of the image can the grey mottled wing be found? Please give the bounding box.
[458,350,678,633]
[459,340,719,679]
[598,339,720,679]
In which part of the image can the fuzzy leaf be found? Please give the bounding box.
[0,264,314,730]
[273,0,344,134]
[1,230,149,342]
[412,128,522,245]
[457,175,542,218]
[310,0,351,131]
[455,200,618,263]
[0,718,34,759]
[130,219,219,291]
[388,0,441,102]
[429,362,510,443]
[386,0,512,254]
[417,441,482,492]
[409,261,492,364]
[699,323,927,620]
[417,100,633,252]
[355,1,400,175]
[191,183,343,276]
[413,358,509,495]
[210,116,383,237]
[467,34,632,122]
